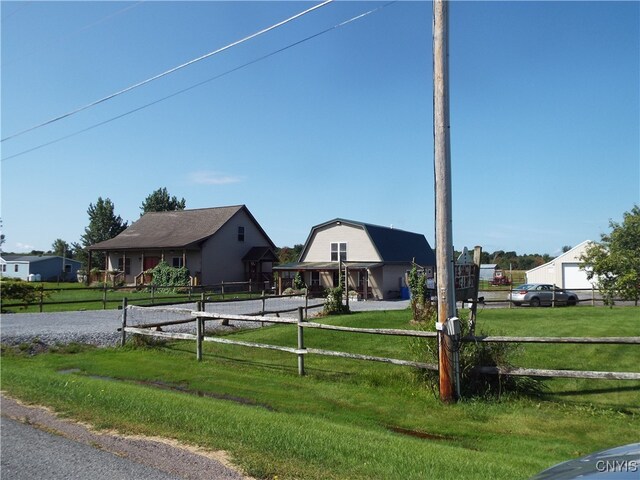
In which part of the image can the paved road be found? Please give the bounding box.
[0,395,249,480]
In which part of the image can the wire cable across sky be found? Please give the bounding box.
[1,0,333,143]
[1,1,396,162]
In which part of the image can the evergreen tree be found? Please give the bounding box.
[80,197,128,269]
[140,187,186,214]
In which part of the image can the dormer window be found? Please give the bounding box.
[238,226,245,242]
[331,242,347,262]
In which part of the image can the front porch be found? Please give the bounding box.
[274,261,381,300]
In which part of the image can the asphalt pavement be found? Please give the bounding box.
[0,395,249,480]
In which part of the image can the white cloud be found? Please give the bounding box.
[187,171,244,185]
[15,242,35,251]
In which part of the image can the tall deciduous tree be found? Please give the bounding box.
[140,187,186,214]
[80,197,128,269]
[51,239,71,257]
[581,205,640,306]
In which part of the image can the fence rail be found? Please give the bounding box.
[120,303,640,382]
[1,281,296,312]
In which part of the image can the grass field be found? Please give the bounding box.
[0,281,260,313]
[2,307,638,479]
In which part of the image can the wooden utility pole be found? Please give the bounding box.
[433,0,457,403]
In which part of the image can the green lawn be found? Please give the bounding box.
[1,282,260,313]
[2,307,638,479]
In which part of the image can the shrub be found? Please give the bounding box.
[293,272,306,290]
[407,265,434,323]
[148,261,190,292]
[323,285,349,316]
[409,310,545,399]
[0,279,44,310]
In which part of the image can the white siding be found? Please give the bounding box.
[526,241,594,288]
[302,223,380,262]
[1,261,29,280]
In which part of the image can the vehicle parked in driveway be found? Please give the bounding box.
[508,283,579,307]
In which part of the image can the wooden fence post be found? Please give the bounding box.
[297,307,305,376]
[552,284,556,308]
[221,281,225,299]
[151,285,155,305]
[102,283,107,310]
[305,290,309,319]
[592,286,595,306]
[196,300,203,361]
[121,298,128,346]
[39,284,44,312]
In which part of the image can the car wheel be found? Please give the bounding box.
[529,297,541,307]
[567,297,577,306]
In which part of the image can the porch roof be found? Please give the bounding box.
[274,261,383,271]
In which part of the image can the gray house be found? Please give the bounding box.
[1,255,82,281]
[274,218,436,300]
[88,205,277,286]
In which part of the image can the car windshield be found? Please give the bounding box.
[515,284,533,290]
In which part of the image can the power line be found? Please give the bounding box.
[1,1,395,162]
[1,0,333,143]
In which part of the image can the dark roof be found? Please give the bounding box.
[302,218,435,265]
[1,255,80,264]
[242,246,279,262]
[89,205,275,251]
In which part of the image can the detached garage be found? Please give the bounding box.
[526,241,595,289]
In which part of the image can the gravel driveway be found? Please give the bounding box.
[0,298,411,347]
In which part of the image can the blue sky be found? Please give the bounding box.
[1,1,638,256]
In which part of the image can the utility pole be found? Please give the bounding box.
[433,0,457,403]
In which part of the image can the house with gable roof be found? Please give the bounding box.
[88,205,278,286]
[274,218,435,300]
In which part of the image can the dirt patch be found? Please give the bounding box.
[388,425,455,441]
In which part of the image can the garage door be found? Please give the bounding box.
[562,263,594,289]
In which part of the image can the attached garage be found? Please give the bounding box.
[526,241,596,289]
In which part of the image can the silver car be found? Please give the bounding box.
[509,283,579,307]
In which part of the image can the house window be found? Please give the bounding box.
[117,258,131,275]
[330,242,347,262]
[238,226,245,242]
[2,265,6,272]
[172,257,184,268]
[64,264,72,273]
[311,271,320,286]
[14,265,19,272]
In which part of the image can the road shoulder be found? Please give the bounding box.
[1,393,252,480]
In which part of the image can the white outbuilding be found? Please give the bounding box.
[526,240,596,290]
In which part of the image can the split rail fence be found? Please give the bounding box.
[120,301,640,382]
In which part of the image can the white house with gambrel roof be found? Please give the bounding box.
[274,218,435,300]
